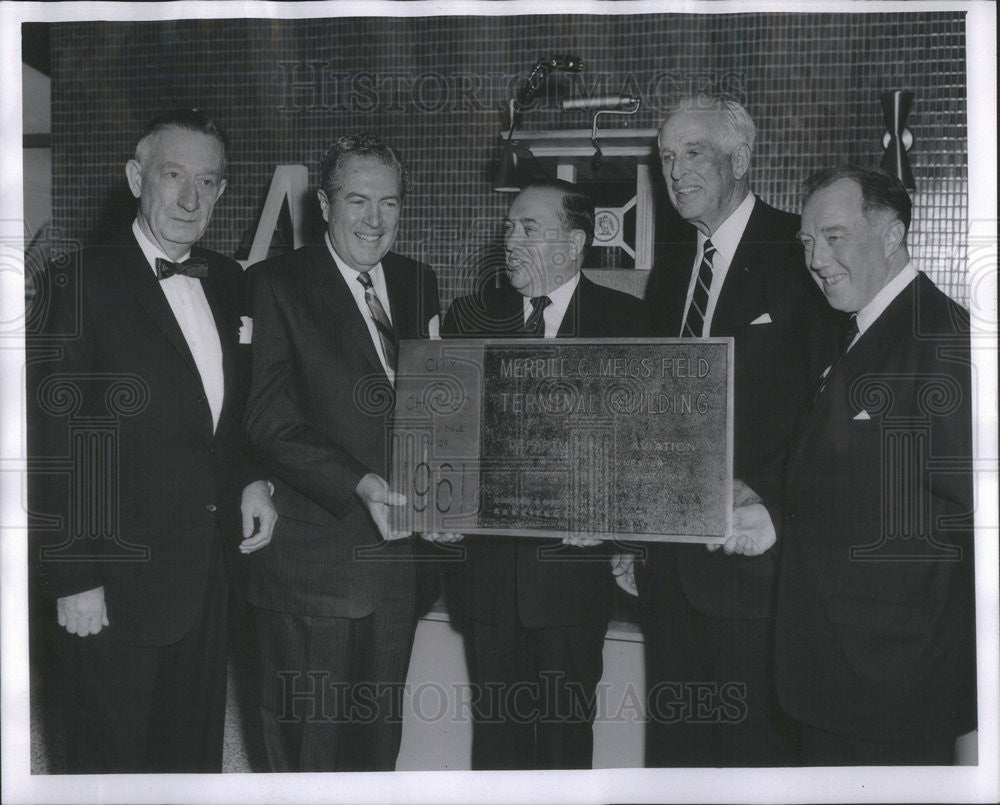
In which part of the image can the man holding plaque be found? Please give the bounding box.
[242,134,440,771]
[776,167,975,765]
[442,179,650,769]
[640,95,833,766]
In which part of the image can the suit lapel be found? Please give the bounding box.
[122,236,203,384]
[711,199,764,333]
[312,245,385,376]
[794,276,916,456]
[556,276,584,338]
[197,253,238,424]
[382,254,413,342]
[661,241,697,336]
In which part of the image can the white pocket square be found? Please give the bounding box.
[750,313,773,325]
[239,316,253,344]
[853,410,871,421]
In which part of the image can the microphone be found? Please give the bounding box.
[561,95,641,111]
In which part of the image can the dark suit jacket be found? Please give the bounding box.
[644,197,836,618]
[28,231,253,646]
[442,274,651,627]
[776,272,976,742]
[242,244,440,617]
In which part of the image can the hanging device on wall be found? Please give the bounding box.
[880,90,915,191]
[561,95,642,173]
[493,55,585,192]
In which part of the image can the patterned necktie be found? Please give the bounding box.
[681,239,715,337]
[155,256,209,280]
[357,271,396,374]
[524,295,551,336]
[815,314,859,399]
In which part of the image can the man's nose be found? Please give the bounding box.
[808,240,829,271]
[177,178,199,211]
[362,202,381,227]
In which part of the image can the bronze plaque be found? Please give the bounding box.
[389,338,733,542]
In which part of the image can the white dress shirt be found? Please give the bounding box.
[851,262,919,348]
[132,220,224,432]
[326,233,396,382]
[680,193,756,337]
[522,271,581,338]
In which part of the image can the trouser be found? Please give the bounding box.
[252,581,416,772]
[639,550,796,767]
[468,615,608,770]
[798,723,954,765]
[60,550,229,773]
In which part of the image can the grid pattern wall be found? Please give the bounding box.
[49,12,968,307]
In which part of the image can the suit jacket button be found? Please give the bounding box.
[206,504,217,512]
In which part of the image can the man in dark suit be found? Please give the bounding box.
[28,109,276,772]
[442,179,650,769]
[640,95,833,766]
[242,134,440,771]
[775,166,976,765]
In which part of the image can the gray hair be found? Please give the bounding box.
[134,109,229,174]
[666,94,757,156]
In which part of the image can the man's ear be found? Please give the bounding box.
[730,143,751,181]
[316,189,330,222]
[217,178,227,199]
[882,217,907,256]
[125,160,143,199]
[569,228,587,260]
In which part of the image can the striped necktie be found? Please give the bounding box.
[815,313,859,399]
[524,295,551,336]
[357,271,396,375]
[681,239,715,337]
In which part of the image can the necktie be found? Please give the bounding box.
[357,271,396,374]
[815,314,859,399]
[681,239,715,337]
[155,256,209,280]
[524,295,551,336]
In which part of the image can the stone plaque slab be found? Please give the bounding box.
[389,338,733,542]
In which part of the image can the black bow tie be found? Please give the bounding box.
[155,256,209,280]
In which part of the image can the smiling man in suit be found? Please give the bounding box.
[775,166,976,765]
[242,134,440,772]
[29,109,276,772]
[442,179,650,769]
[640,95,833,766]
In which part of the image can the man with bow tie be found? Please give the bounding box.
[640,94,834,766]
[242,134,441,772]
[29,109,276,772]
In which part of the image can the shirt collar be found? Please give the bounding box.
[698,192,756,264]
[325,232,384,285]
[855,262,919,335]
[524,271,580,320]
[132,219,192,275]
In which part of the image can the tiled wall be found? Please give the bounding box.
[49,12,968,307]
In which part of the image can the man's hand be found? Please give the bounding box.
[715,502,776,556]
[611,552,638,596]
[708,479,771,554]
[732,477,763,508]
[562,535,603,547]
[240,480,278,554]
[57,586,109,636]
[356,473,411,541]
[420,532,465,543]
